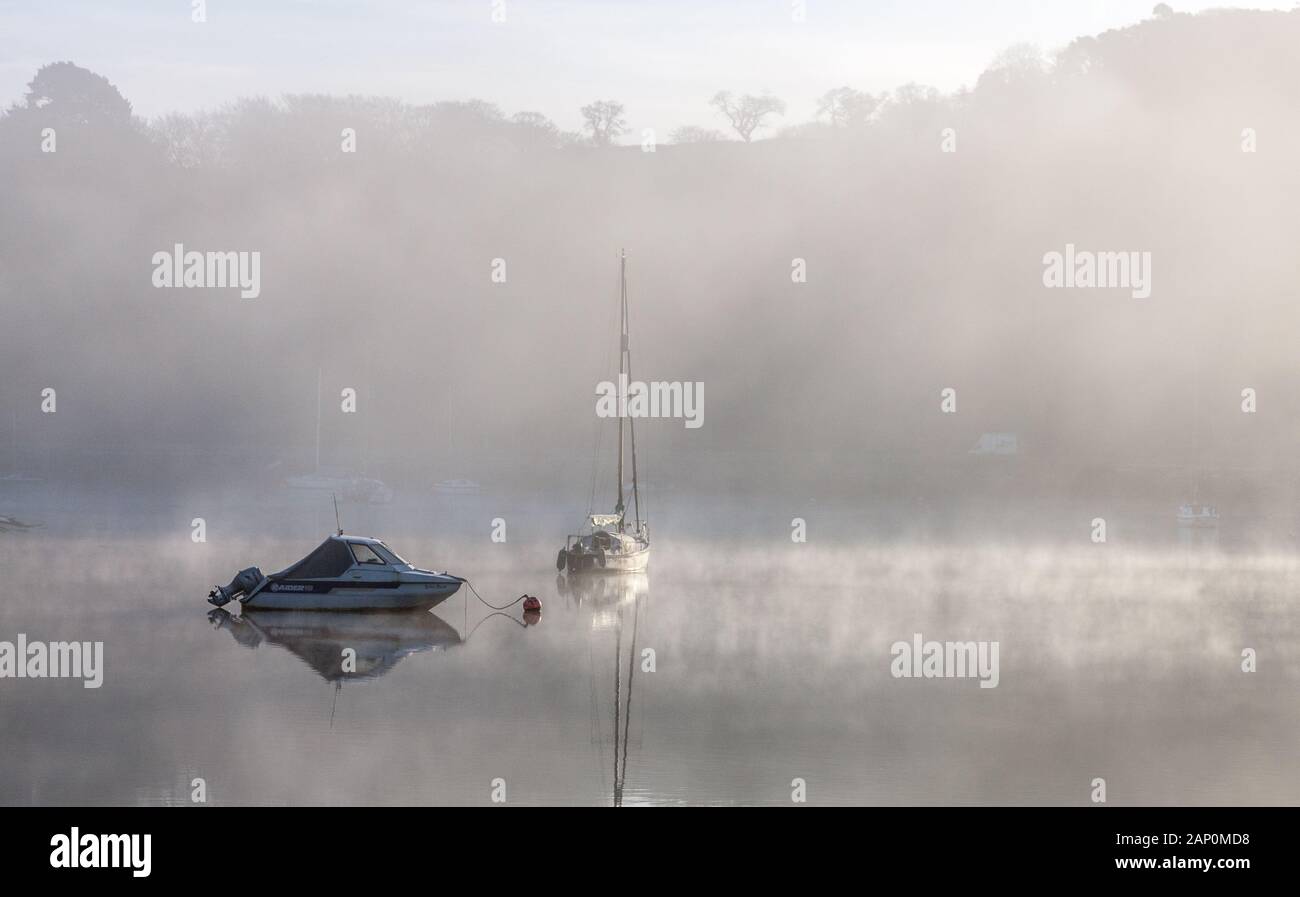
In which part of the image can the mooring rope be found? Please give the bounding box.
[461,578,529,611]
[464,610,529,640]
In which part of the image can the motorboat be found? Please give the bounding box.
[558,250,650,575]
[208,533,463,611]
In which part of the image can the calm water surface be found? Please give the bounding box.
[1,488,1297,805]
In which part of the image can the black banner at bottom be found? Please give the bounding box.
[4,807,1287,882]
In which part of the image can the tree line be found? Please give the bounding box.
[3,60,954,164]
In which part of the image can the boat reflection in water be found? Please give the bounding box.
[558,572,648,807]
[207,607,462,683]
[556,570,647,614]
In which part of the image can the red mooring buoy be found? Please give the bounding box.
[522,595,542,612]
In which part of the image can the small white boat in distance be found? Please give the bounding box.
[343,476,393,504]
[286,471,393,504]
[433,478,481,494]
[1177,503,1219,527]
[209,534,462,611]
[285,371,393,504]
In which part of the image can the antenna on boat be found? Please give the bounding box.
[315,366,323,473]
[332,492,343,535]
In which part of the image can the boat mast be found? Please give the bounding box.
[314,366,323,473]
[626,262,642,531]
[615,249,627,530]
[629,409,641,530]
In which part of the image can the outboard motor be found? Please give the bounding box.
[208,567,264,607]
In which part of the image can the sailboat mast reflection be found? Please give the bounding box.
[561,571,649,806]
[612,591,642,806]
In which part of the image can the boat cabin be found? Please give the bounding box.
[276,535,411,579]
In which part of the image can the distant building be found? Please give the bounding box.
[969,432,1019,455]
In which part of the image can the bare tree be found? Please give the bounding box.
[710,91,785,142]
[510,110,563,148]
[150,110,226,168]
[816,87,883,128]
[669,125,726,144]
[580,100,626,146]
[511,111,556,132]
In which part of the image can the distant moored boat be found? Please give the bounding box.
[433,478,481,494]
[1177,503,1219,527]
[558,250,650,575]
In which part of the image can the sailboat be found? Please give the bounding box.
[285,368,393,503]
[1176,502,1219,527]
[1176,379,1218,528]
[1177,483,1218,528]
[558,250,650,574]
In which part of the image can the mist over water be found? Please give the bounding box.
[3,10,1300,501]
[2,6,1299,806]
[0,487,1296,805]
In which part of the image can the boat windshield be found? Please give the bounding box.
[349,543,387,565]
[374,542,410,566]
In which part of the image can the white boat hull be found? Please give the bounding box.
[565,544,649,574]
[243,579,461,611]
[596,547,649,573]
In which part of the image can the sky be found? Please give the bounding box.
[0,0,1294,133]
